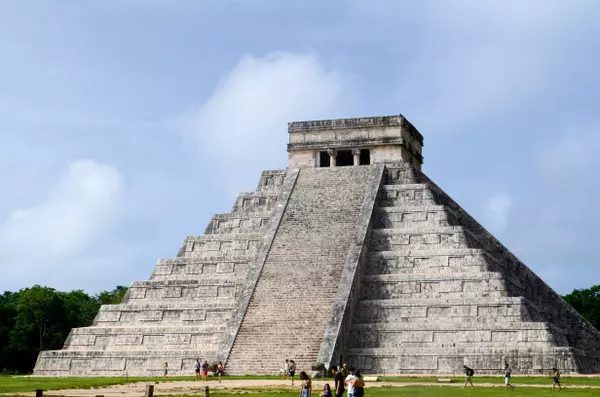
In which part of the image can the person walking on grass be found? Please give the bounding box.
[282,359,290,381]
[289,360,297,385]
[163,362,169,383]
[201,360,209,382]
[552,368,562,392]
[195,359,201,380]
[217,361,224,383]
[504,363,514,389]
[299,371,312,397]
[332,367,345,397]
[462,365,474,388]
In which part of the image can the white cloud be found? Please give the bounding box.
[188,52,350,195]
[484,193,512,233]
[0,160,124,290]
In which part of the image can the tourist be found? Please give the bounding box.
[462,365,474,388]
[195,359,201,380]
[504,363,514,389]
[341,363,349,378]
[332,366,345,397]
[345,369,356,397]
[353,370,365,397]
[289,360,297,385]
[163,362,168,383]
[282,359,290,381]
[552,368,562,392]
[201,360,209,382]
[321,383,332,397]
[217,361,224,383]
[299,371,312,397]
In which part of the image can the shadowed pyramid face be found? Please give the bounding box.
[33,116,600,376]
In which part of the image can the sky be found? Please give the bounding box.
[0,0,599,295]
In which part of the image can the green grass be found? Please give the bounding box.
[2,376,599,397]
[0,375,311,393]
[380,376,600,385]
[166,387,600,397]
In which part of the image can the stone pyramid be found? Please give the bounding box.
[35,115,600,376]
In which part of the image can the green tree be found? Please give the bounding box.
[0,284,127,374]
[95,285,128,305]
[0,291,19,372]
[563,285,600,330]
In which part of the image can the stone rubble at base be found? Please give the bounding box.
[34,115,600,376]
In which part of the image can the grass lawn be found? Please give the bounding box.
[380,376,600,386]
[173,387,600,397]
[2,376,600,397]
[0,375,297,394]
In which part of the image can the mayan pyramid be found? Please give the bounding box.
[35,115,600,376]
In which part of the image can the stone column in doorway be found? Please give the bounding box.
[352,149,361,166]
[328,149,336,167]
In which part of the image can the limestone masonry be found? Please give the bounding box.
[34,115,600,376]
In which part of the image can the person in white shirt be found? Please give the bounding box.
[282,359,290,380]
[344,369,356,397]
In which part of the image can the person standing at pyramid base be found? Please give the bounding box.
[504,363,514,390]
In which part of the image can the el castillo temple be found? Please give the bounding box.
[35,115,600,376]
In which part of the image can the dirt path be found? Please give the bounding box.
[6,379,600,396]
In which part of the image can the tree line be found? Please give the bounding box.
[0,284,598,375]
[0,285,127,374]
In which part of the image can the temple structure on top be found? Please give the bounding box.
[287,115,423,169]
[34,115,600,376]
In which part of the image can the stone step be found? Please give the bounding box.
[151,258,252,280]
[378,186,440,207]
[204,213,271,235]
[125,279,242,303]
[366,248,496,274]
[373,206,458,229]
[66,331,222,351]
[345,346,581,374]
[231,192,279,214]
[178,233,264,260]
[255,170,287,194]
[370,226,481,251]
[359,272,509,300]
[354,297,529,324]
[348,327,567,348]
[349,340,569,351]
[34,350,217,376]
[383,166,423,185]
[94,302,235,326]
[351,321,563,333]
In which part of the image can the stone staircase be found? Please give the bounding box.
[345,164,600,374]
[225,166,379,375]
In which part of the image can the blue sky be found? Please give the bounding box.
[0,0,599,295]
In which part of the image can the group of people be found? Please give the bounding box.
[333,365,364,397]
[195,359,224,382]
[281,361,365,397]
[161,360,225,383]
[281,359,297,384]
[462,363,563,391]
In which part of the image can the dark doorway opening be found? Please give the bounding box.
[360,149,371,165]
[336,150,353,166]
[319,151,330,167]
